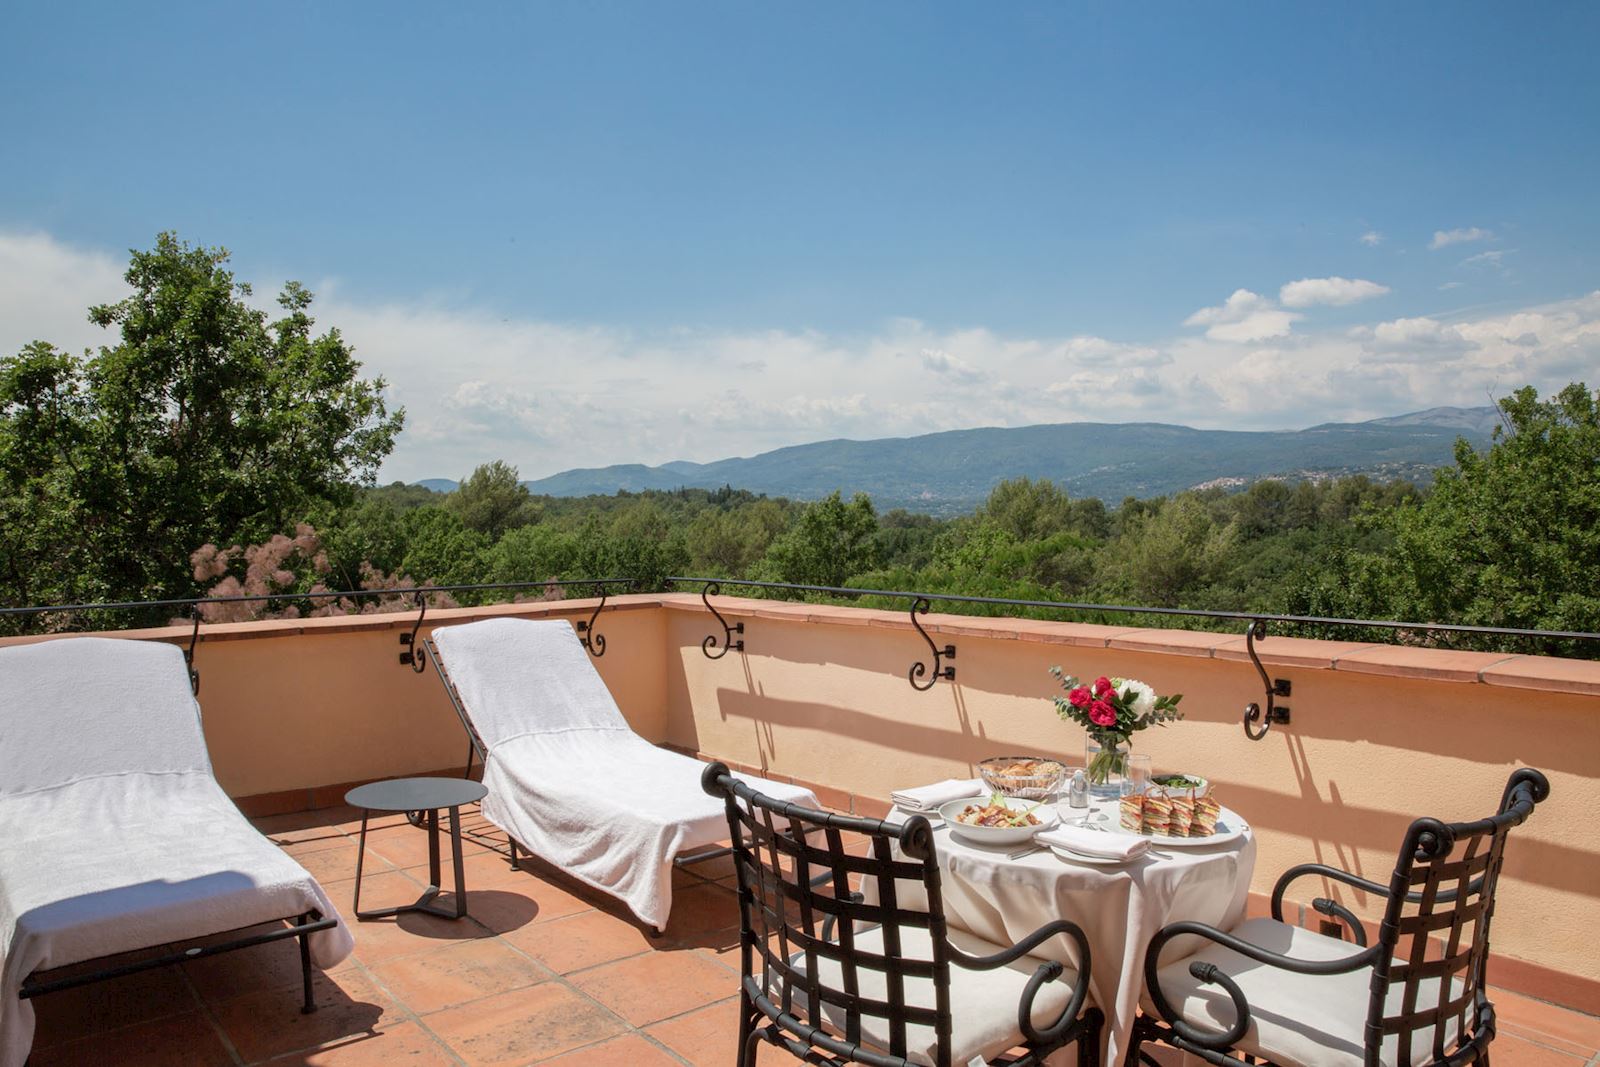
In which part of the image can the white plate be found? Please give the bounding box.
[937,796,1060,846]
[1098,805,1249,848]
[1047,844,1131,867]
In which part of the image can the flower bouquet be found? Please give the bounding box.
[1050,667,1184,785]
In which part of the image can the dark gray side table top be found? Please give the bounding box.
[346,776,487,813]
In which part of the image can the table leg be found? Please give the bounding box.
[352,811,369,915]
[448,804,467,919]
[355,807,463,921]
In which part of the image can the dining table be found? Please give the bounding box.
[870,793,1257,1066]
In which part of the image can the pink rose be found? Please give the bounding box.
[1089,700,1117,727]
[1093,676,1113,697]
[1068,686,1093,709]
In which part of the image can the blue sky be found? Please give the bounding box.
[2,3,1597,480]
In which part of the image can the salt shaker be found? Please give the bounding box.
[1067,769,1089,808]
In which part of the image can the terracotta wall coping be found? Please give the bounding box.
[657,593,1600,696]
[0,594,666,649]
[6,591,1598,697]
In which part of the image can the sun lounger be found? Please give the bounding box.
[426,617,818,931]
[0,638,355,1067]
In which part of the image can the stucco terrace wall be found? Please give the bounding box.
[659,594,1600,1012]
[4,592,1596,1012]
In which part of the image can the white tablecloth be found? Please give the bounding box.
[876,797,1256,1066]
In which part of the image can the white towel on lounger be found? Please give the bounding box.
[432,617,818,929]
[0,638,355,1067]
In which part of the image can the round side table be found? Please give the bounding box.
[346,776,488,921]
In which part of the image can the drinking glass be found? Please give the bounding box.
[1123,754,1153,796]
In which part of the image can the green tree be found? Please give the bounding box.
[1342,383,1600,644]
[758,491,881,587]
[447,461,536,539]
[1097,495,1238,607]
[399,507,487,590]
[979,478,1074,541]
[0,233,402,613]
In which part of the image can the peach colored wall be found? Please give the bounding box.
[0,598,667,799]
[8,593,1596,993]
[659,594,1600,990]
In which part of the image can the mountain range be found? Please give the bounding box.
[415,406,1501,515]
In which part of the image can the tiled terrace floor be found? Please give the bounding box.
[28,805,1600,1066]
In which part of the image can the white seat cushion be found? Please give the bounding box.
[1142,918,1464,1067]
[787,923,1078,1067]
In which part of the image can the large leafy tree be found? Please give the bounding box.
[0,233,402,616]
[1336,383,1600,646]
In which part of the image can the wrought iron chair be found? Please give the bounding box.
[702,762,1105,1067]
[1129,767,1550,1067]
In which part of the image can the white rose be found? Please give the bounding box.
[1116,678,1157,719]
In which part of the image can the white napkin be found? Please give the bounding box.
[891,778,985,812]
[1037,824,1151,861]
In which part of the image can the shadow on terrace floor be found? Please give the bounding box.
[26,805,1600,1066]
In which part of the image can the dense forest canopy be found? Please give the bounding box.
[2,236,1597,656]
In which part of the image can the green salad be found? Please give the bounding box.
[1153,774,1205,789]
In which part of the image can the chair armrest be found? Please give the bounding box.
[1142,919,1380,1051]
[1272,862,1482,940]
[944,918,1094,1046]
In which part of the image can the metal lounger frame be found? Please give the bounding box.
[19,910,336,1015]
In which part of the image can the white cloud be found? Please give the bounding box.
[1430,227,1493,250]
[1184,289,1301,342]
[1438,281,1464,291]
[4,231,1597,484]
[1359,231,1383,246]
[1279,277,1391,308]
[919,348,983,381]
[1461,249,1515,274]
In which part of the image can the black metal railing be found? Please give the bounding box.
[0,578,637,691]
[6,574,1597,742]
[667,576,1600,741]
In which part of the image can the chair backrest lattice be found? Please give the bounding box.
[704,762,954,1067]
[1366,768,1549,1067]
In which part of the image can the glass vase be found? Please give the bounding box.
[1085,732,1131,797]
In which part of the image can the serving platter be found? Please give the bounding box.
[1096,805,1249,849]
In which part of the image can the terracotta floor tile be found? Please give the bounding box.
[533,1032,687,1065]
[334,868,429,914]
[258,1019,460,1065]
[27,1011,233,1067]
[499,908,655,975]
[184,928,355,1006]
[1489,1032,1590,1063]
[1501,1023,1598,1059]
[276,827,359,856]
[254,810,358,844]
[211,967,398,1064]
[360,823,491,871]
[293,840,391,886]
[424,982,626,1066]
[348,909,493,966]
[30,961,197,1047]
[464,880,591,934]
[571,949,739,1027]
[661,883,741,950]
[645,996,743,1067]
[1491,987,1600,1050]
[369,937,549,1015]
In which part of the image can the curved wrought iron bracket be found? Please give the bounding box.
[700,581,744,660]
[908,597,956,691]
[576,583,608,658]
[184,611,201,695]
[398,591,427,673]
[1243,619,1291,740]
